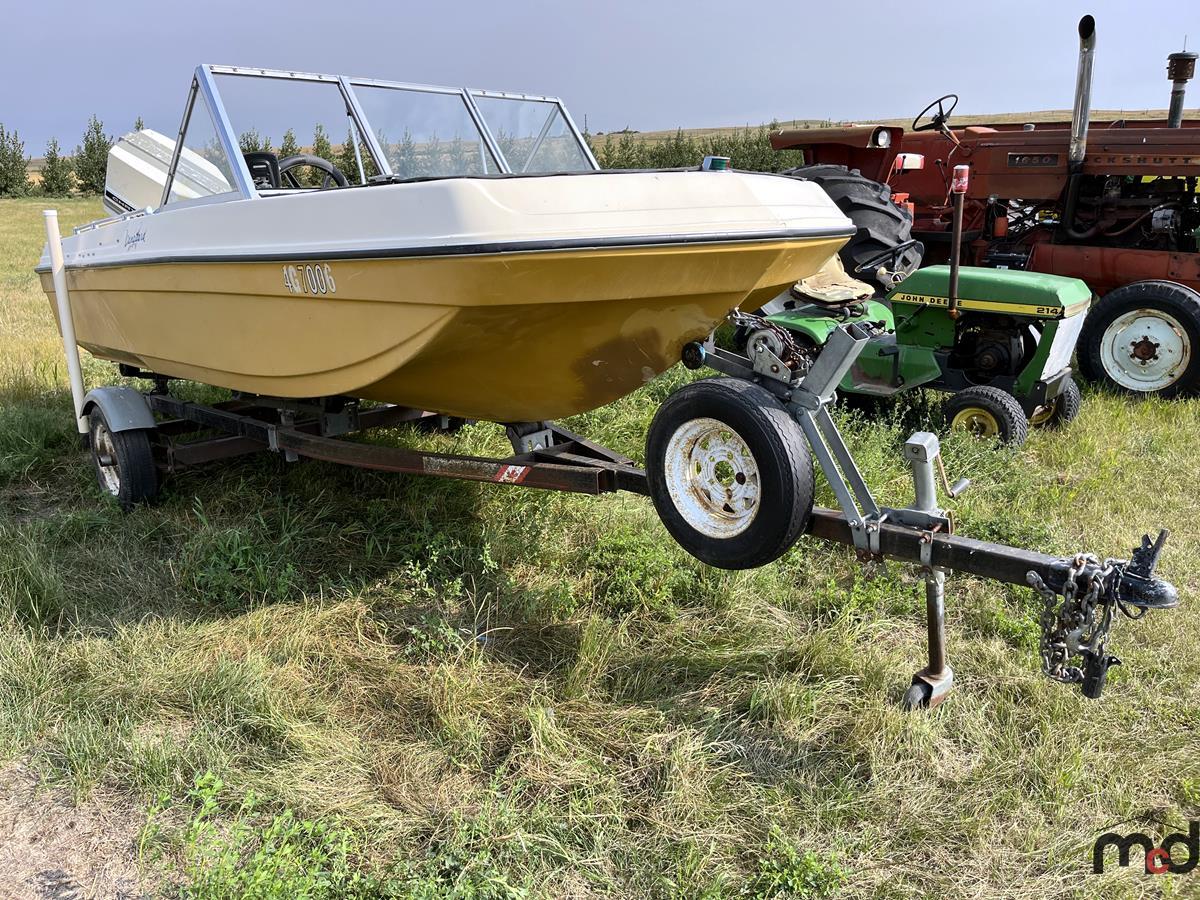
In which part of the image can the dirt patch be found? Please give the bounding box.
[0,483,61,525]
[0,761,150,900]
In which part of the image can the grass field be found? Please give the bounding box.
[1,196,1200,898]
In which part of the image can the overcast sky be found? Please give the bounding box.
[1,0,1195,151]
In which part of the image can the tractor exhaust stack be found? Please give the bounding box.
[1061,15,1096,238]
[1068,15,1097,170]
[1167,49,1197,128]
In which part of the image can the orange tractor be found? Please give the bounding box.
[772,15,1200,397]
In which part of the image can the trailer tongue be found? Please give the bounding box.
[647,314,1177,707]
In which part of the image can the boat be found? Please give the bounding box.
[37,65,854,422]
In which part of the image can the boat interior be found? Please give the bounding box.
[103,64,601,217]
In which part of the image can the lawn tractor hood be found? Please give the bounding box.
[890,265,1091,383]
[888,266,1092,321]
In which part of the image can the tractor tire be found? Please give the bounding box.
[780,164,923,294]
[1030,378,1082,429]
[646,378,813,570]
[943,386,1029,446]
[1077,280,1200,397]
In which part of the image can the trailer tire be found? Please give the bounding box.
[87,407,159,511]
[780,164,923,293]
[1030,377,1082,429]
[646,378,813,570]
[1077,280,1200,397]
[943,386,1029,445]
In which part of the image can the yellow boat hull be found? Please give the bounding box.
[42,235,844,422]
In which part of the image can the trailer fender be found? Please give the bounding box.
[81,386,156,433]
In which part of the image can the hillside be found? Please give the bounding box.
[590,107,1179,143]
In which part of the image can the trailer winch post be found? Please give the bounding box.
[43,210,88,436]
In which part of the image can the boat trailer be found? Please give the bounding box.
[76,324,1178,709]
[43,211,1179,709]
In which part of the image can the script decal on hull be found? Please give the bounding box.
[282,263,336,295]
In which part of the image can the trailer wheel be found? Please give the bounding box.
[1077,281,1200,397]
[1029,377,1081,429]
[87,408,158,510]
[646,378,813,570]
[943,386,1029,445]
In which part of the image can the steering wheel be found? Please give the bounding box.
[912,94,958,133]
[853,239,924,276]
[278,154,350,189]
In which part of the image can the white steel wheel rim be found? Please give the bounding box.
[92,421,121,496]
[1099,308,1191,391]
[663,417,761,539]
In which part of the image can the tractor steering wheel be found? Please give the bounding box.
[912,94,958,134]
[853,239,924,277]
[278,154,350,189]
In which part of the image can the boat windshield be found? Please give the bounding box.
[161,66,597,204]
[352,85,501,178]
[469,94,593,174]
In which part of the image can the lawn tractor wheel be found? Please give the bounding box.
[87,407,159,511]
[943,386,1029,445]
[1077,280,1200,397]
[1029,378,1082,429]
[780,164,923,294]
[646,378,813,570]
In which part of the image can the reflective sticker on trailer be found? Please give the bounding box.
[495,465,529,484]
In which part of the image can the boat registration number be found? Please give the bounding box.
[282,264,336,295]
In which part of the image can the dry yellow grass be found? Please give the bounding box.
[1,196,1199,897]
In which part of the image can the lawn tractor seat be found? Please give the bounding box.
[243,151,280,190]
[790,256,876,311]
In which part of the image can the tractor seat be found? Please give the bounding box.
[791,259,876,309]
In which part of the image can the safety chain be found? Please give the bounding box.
[1027,553,1120,690]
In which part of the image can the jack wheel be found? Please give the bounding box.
[87,407,159,511]
[646,378,813,570]
[944,386,1029,446]
[902,682,933,711]
[1078,280,1200,397]
[1029,378,1082,429]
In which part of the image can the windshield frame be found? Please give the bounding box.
[163,64,599,204]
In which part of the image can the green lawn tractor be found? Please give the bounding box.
[747,163,1092,445]
[751,263,1091,445]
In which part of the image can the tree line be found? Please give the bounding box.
[0,115,819,200]
[0,115,121,198]
[585,124,807,173]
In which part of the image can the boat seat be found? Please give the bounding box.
[243,151,280,190]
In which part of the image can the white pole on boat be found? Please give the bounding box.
[43,210,88,436]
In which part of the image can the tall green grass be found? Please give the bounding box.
[1,194,1199,899]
